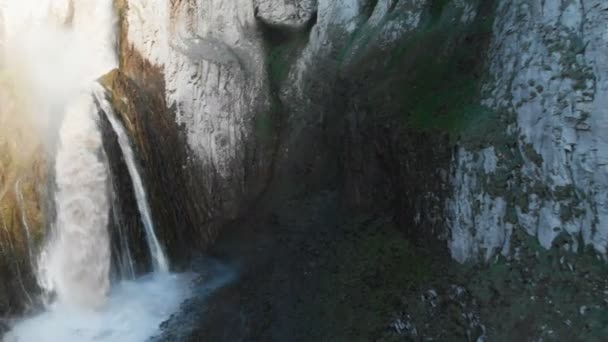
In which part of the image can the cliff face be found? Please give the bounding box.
[122,0,269,166]
[0,0,607,337]
[448,0,608,263]
[108,0,608,265]
[105,0,277,262]
[107,0,455,257]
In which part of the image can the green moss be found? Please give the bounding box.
[267,40,301,87]
[554,184,575,201]
[485,169,511,197]
[430,0,451,23]
[254,111,275,142]
[361,1,497,141]
[544,30,595,93]
[312,223,433,339]
[365,0,380,18]
[522,143,543,167]
[560,203,575,222]
[265,30,310,88]
[261,27,310,144]
[516,192,530,213]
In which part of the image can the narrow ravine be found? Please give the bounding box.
[2,1,608,341]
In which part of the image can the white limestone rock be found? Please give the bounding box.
[254,0,317,29]
[448,0,608,262]
[448,147,512,263]
[124,0,269,178]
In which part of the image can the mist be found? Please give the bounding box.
[0,0,117,149]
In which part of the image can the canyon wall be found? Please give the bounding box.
[448,0,608,262]
[110,0,608,264]
[105,0,277,262]
[2,0,608,319]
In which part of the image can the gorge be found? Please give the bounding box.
[1,0,608,341]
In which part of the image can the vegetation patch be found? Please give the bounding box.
[254,110,275,142]
[386,229,608,341]
[264,27,310,88]
[429,0,451,23]
[356,0,497,141]
[306,219,435,339]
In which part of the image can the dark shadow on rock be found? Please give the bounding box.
[98,105,151,276]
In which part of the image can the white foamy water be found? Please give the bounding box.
[8,93,189,338]
[5,273,192,342]
[39,92,112,308]
[1,0,189,340]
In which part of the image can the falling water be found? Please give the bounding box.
[40,91,113,308]
[8,92,190,340]
[2,0,191,341]
[14,178,34,262]
[94,86,169,273]
[110,192,137,279]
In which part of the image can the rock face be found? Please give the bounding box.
[448,0,608,263]
[109,0,608,266]
[0,0,608,332]
[267,0,608,264]
[107,0,277,263]
[120,0,269,175]
[111,0,448,263]
[254,0,317,29]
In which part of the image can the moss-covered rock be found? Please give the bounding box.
[0,74,48,317]
[308,222,434,339]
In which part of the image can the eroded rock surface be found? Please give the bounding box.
[254,0,317,29]
[448,0,608,262]
[106,0,278,262]
[109,0,608,265]
[2,0,608,338]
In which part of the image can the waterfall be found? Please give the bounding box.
[38,92,112,309]
[94,86,169,273]
[2,0,170,307]
[110,194,137,279]
[2,1,192,340]
[15,178,34,262]
[0,0,118,309]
